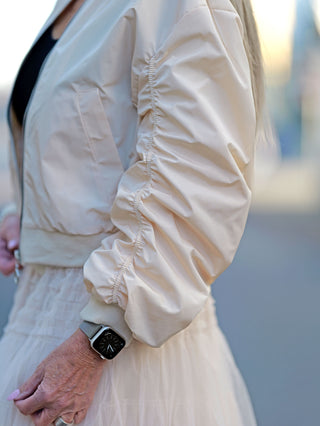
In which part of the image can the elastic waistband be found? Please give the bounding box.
[19,227,109,267]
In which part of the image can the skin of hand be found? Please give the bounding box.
[0,214,20,275]
[11,329,105,425]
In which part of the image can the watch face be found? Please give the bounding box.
[92,328,125,360]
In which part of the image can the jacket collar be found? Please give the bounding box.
[7,0,78,128]
[6,0,75,139]
[31,0,74,48]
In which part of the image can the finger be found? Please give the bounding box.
[7,389,21,401]
[15,369,43,401]
[31,407,59,426]
[1,216,20,249]
[7,239,19,251]
[58,412,75,424]
[30,402,76,426]
[15,386,48,416]
[1,215,20,241]
[0,238,16,275]
[0,243,13,256]
[0,254,15,275]
[74,408,87,424]
[0,241,15,259]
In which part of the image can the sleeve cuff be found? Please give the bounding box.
[80,296,133,347]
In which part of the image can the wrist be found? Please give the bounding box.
[79,321,126,360]
[73,328,106,365]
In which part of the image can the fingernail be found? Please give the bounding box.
[7,240,18,250]
[7,389,20,401]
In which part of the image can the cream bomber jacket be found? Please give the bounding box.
[6,0,256,347]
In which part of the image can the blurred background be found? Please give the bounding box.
[0,1,319,425]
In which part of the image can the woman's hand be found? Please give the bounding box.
[10,329,105,425]
[0,214,20,275]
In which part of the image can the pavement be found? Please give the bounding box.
[212,212,320,426]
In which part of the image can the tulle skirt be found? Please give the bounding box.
[0,264,257,425]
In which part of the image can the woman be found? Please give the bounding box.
[0,0,263,424]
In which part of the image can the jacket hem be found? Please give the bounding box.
[20,227,109,267]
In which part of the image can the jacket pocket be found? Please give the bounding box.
[23,87,125,236]
[77,88,124,170]
[76,88,124,207]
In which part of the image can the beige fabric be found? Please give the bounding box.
[80,297,133,346]
[0,265,257,425]
[7,0,256,346]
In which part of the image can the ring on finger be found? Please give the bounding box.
[54,416,74,426]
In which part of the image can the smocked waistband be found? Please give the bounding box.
[19,227,110,267]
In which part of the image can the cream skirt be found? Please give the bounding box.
[0,265,257,425]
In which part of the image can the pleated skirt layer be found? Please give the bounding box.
[0,265,257,425]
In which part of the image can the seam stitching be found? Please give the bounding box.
[111,3,239,305]
[111,55,158,304]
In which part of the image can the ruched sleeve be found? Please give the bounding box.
[80,5,256,347]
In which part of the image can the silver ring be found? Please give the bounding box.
[54,417,74,426]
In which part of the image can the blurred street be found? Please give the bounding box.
[213,212,320,426]
[1,211,319,426]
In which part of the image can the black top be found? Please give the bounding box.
[11,24,57,126]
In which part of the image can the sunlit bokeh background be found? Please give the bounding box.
[0,1,319,426]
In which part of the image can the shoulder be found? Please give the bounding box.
[132,0,240,54]
[133,0,238,23]
[130,0,246,99]
[131,0,243,57]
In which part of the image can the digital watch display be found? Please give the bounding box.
[80,321,126,360]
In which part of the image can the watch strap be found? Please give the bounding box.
[79,321,103,339]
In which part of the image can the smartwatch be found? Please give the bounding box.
[79,321,125,360]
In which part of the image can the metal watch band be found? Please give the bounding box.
[79,321,103,339]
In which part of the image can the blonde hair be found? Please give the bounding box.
[229,0,265,130]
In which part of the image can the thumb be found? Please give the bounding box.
[6,227,20,250]
[10,368,43,402]
[1,216,20,250]
[7,239,19,251]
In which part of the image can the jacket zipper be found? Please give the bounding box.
[15,52,53,275]
[11,2,87,274]
[16,4,86,240]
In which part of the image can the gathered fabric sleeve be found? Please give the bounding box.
[80,5,256,347]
